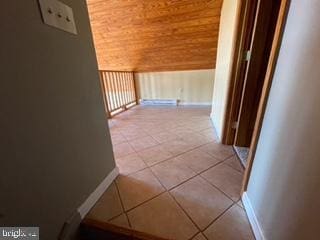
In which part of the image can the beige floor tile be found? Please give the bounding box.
[116,168,165,210]
[174,149,222,173]
[199,128,218,142]
[86,183,123,222]
[137,145,174,166]
[160,121,181,130]
[151,158,197,190]
[185,122,213,132]
[204,205,254,240]
[121,129,148,141]
[109,214,130,228]
[224,155,244,173]
[101,106,249,239]
[145,126,167,135]
[180,133,211,148]
[199,142,235,161]
[129,136,159,152]
[150,131,179,143]
[201,163,243,201]
[192,233,207,240]
[170,176,233,230]
[161,139,194,156]
[116,152,147,175]
[127,192,198,240]
[109,127,122,137]
[113,142,135,158]
[111,133,127,145]
[169,127,195,136]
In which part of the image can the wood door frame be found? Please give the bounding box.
[221,0,257,145]
[219,0,291,191]
[241,0,290,193]
[234,0,281,147]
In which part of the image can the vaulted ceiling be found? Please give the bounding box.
[87,0,223,72]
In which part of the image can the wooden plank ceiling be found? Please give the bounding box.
[87,0,223,72]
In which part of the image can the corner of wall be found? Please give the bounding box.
[210,111,223,142]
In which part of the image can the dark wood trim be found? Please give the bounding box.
[222,0,257,144]
[133,68,216,73]
[99,71,111,118]
[132,72,139,105]
[241,0,291,193]
[100,70,134,73]
[82,218,169,240]
[234,0,281,146]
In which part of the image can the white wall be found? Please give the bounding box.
[246,1,320,239]
[210,0,240,139]
[135,69,215,105]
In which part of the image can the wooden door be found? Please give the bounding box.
[234,0,281,146]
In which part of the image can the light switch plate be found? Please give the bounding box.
[38,0,77,35]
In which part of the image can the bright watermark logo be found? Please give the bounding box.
[0,228,39,240]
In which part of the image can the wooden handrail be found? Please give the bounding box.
[99,70,138,117]
[99,70,133,73]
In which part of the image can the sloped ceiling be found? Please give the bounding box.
[87,0,223,72]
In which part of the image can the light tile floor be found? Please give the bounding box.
[86,106,255,240]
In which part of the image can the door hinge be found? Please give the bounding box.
[244,50,251,61]
[232,121,239,129]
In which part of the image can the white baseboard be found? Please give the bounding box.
[140,99,178,106]
[77,167,119,219]
[179,102,212,106]
[242,192,266,240]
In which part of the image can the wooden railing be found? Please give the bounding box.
[99,70,138,117]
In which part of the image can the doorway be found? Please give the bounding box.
[221,0,290,193]
[223,0,283,165]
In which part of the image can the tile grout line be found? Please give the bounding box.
[143,150,238,237]
[113,139,239,205]
[168,190,202,232]
[113,118,219,162]
[115,140,239,205]
[115,129,212,155]
[201,202,237,234]
[146,164,203,239]
[146,154,236,240]
[122,189,165,213]
[108,107,243,238]
[113,157,241,230]
[114,180,133,228]
[114,127,219,177]
[224,155,246,174]
[198,174,237,204]
[188,231,202,240]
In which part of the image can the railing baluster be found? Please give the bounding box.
[115,72,122,108]
[109,72,117,110]
[105,72,112,112]
[111,72,119,109]
[99,71,109,117]
[105,72,112,111]
[127,72,131,103]
[98,70,138,117]
[129,72,134,102]
[132,72,138,104]
[119,72,126,108]
[125,72,130,105]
